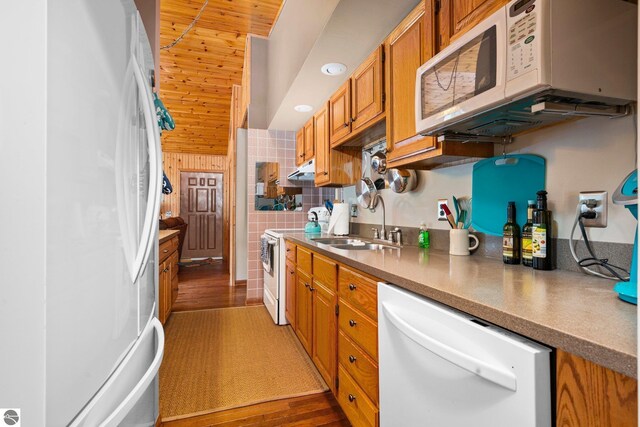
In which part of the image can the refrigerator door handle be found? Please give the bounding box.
[381,302,517,391]
[131,53,162,284]
[69,317,165,427]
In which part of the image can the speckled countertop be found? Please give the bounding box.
[285,233,637,378]
[159,229,179,243]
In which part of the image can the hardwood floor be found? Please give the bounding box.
[172,262,246,311]
[161,392,349,427]
[164,262,351,426]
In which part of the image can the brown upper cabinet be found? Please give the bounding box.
[330,46,385,147]
[436,0,509,51]
[295,128,305,166]
[296,117,315,166]
[315,102,363,187]
[385,2,436,165]
[384,0,494,169]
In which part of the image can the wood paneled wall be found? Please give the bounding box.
[161,152,227,218]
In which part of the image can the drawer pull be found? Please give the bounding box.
[309,285,315,292]
[289,271,294,275]
[348,394,356,402]
[348,355,356,363]
[304,282,310,288]
[349,319,357,327]
[348,283,357,291]
[163,249,169,253]
[286,248,291,252]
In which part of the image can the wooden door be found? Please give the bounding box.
[295,270,313,355]
[438,0,507,50]
[312,281,337,392]
[329,80,351,146]
[351,46,384,132]
[304,118,315,161]
[285,260,297,327]
[180,171,223,259]
[314,103,330,186]
[296,127,305,166]
[386,3,436,163]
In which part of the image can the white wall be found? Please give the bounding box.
[346,115,637,244]
[236,129,248,281]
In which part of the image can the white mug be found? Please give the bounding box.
[449,229,479,256]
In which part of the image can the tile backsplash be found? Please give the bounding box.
[245,129,340,300]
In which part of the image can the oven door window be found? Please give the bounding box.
[421,25,497,119]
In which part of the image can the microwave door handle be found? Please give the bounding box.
[130,53,163,283]
[381,303,517,391]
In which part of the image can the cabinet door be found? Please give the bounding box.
[295,270,313,355]
[329,80,352,146]
[312,281,337,392]
[439,0,508,50]
[304,117,315,161]
[158,264,167,324]
[351,46,384,132]
[285,259,297,327]
[169,251,179,305]
[314,103,330,186]
[386,3,436,162]
[296,127,305,166]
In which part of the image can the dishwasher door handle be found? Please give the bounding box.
[381,302,517,391]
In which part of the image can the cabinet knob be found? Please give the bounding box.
[349,355,356,363]
[309,286,315,292]
[348,394,356,402]
[299,154,304,158]
[286,248,291,252]
[343,122,349,128]
[351,117,356,123]
[163,249,169,253]
[304,282,310,288]
[348,283,357,291]
[289,271,294,275]
[349,319,357,327]
[323,172,328,175]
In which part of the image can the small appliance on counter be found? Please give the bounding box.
[308,206,331,233]
[612,170,638,304]
[327,203,350,236]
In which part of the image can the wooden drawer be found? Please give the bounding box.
[297,246,313,275]
[159,236,178,263]
[339,266,378,320]
[339,301,378,360]
[285,240,296,263]
[313,253,337,290]
[337,365,378,427]
[339,331,378,404]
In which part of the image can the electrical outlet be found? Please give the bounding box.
[437,199,448,221]
[579,191,608,228]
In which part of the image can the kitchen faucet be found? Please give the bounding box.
[371,196,386,240]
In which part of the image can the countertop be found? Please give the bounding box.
[159,229,180,244]
[285,233,637,378]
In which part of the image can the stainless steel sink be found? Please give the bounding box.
[331,243,399,251]
[312,236,401,251]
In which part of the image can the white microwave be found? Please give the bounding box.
[415,0,637,138]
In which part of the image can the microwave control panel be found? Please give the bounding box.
[507,4,538,81]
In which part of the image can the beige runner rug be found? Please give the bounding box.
[159,306,328,421]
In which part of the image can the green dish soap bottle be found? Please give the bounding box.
[418,223,430,248]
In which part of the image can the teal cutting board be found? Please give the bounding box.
[472,154,545,236]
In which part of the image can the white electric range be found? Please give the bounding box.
[262,228,304,325]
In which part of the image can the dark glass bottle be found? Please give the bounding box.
[532,190,554,270]
[521,200,535,267]
[503,201,521,264]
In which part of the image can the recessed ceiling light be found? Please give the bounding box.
[321,62,347,76]
[294,104,313,112]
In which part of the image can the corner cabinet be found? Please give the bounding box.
[330,46,386,148]
[315,102,363,187]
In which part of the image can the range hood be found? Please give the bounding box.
[287,159,315,181]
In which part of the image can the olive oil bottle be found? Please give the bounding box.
[521,200,535,267]
[532,190,554,270]
[503,201,521,264]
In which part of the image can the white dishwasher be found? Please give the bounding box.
[378,284,551,427]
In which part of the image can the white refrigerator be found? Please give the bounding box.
[0,1,164,425]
